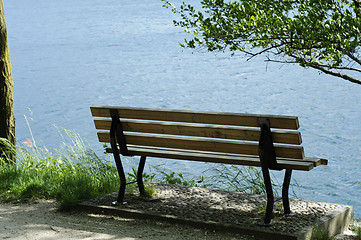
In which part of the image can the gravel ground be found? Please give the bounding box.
[86,183,353,236]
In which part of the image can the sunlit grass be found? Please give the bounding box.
[0,129,119,210]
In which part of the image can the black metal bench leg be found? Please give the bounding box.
[282,169,293,215]
[137,156,147,196]
[113,153,127,205]
[260,166,274,226]
[109,108,132,205]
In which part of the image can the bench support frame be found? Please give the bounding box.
[282,169,292,215]
[137,156,147,196]
[258,118,293,225]
[109,109,146,204]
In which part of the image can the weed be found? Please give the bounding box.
[204,164,281,195]
[257,203,283,215]
[0,137,16,163]
[151,165,205,187]
[127,167,156,184]
[126,167,156,197]
[351,219,361,239]
[311,226,335,240]
[144,182,156,196]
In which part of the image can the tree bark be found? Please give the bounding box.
[0,0,15,161]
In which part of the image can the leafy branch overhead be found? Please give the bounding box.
[163,0,361,85]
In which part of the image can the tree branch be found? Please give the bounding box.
[347,53,361,66]
[312,62,361,73]
[309,64,361,85]
[245,43,287,61]
[264,58,298,64]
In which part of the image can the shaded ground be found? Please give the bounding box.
[0,200,251,240]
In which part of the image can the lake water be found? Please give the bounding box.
[4,0,361,217]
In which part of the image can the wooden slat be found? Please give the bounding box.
[277,157,324,167]
[305,158,326,166]
[185,150,322,167]
[93,118,302,145]
[105,146,313,171]
[98,131,305,159]
[90,105,299,130]
[320,159,328,165]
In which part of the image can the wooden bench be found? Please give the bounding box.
[90,105,328,225]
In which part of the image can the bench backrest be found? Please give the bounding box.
[91,106,304,160]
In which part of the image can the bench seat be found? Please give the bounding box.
[104,145,324,171]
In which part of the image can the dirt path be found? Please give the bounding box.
[0,200,250,240]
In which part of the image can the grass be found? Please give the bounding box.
[126,166,157,197]
[150,162,283,196]
[0,129,120,210]
[311,226,335,240]
[351,219,361,239]
[203,164,287,197]
[151,165,205,188]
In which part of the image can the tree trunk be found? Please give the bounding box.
[0,0,15,162]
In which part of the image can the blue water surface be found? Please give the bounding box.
[4,0,361,216]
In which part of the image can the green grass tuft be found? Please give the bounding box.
[204,164,280,195]
[351,219,361,239]
[0,128,120,209]
[311,226,335,240]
